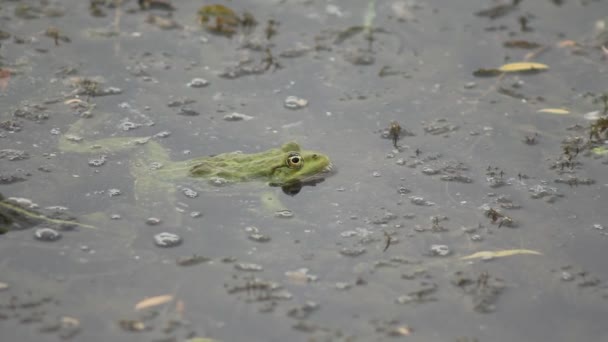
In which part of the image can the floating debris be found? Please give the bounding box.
[154,232,182,247]
[429,244,450,256]
[176,254,211,266]
[451,271,505,313]
[187,78,209,88]
[503,40,542,49]
[182,188,198,198]
[248,233,271,243]
[34,228,62,241]
[409,196,435,206]
[287,301,319,319]
[274,209,294,218]
[285,268,318,283]
[0,149,29,161]
[177,107,200,116]
[284,96,308,110]
[108,188,121,197]
[528,184,563,202]
[234,263,264,272]
[145,217,162,225]
[339,247,366,257]
[461,249,542,261]
[88,156,106,167]
[145,14,181,30]
[223,112,254,121]
[118,319,146,332]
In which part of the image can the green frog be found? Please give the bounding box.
[57,113,333,222]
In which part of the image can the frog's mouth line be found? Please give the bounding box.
[300,162,334,184]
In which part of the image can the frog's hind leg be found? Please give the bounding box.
[130,141,181,226]
[59,112,152,154]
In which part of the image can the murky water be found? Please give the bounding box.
[2,0,608,341]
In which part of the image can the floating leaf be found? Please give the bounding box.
[537,108,570,115]
[498,62,548,72]
[461,249,542,260]
[134,294,173,311]
[473,68,502,77]
[591,146,608,155]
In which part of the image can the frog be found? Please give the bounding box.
[57,113,333,223]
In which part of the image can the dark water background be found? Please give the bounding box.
[1,0,608,341]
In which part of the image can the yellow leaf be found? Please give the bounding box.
[591,146,608,155]
[498,62,549,72]
[537,108,570,115]
[134,294,173,311]
[461,249,542,260]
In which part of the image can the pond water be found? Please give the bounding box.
[1,0,608,341]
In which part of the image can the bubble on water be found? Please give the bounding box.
[190,211,202,218]
[275,209,294,218]
[103,87,122,95]
[88,156,106,167]
[182,188,198,198]
[154,131,171,138]
[64,134,83,142]
[561,271,574,281]
[223,112,253,121]
[50,128,61,135]
[187,78,209,88]
[410,196,434,206]
[146,217,162,225]
[154,232,182,247]
[34,228,62,242]
[284,96,308,109]
[148,162,163,170]
[209,177,229,186]
[430,244,450,256]
[234,263,263,272]
[372,171,381,177]
[248,233,271,243]
[118,120,141,131]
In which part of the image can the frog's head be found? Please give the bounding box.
[269,142,333,186]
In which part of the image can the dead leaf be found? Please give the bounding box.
[537,108,570,115]
[557,40,577,48]
[134,294,173,311]
[0,68,10,92]
[461,249,542,260]
[498,62,549,72]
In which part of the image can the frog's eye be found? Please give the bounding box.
[286,152,303,169]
